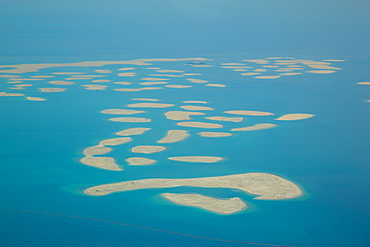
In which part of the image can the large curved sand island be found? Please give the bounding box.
[84,172,302,200]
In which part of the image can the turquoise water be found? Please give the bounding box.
[0,50,369,246]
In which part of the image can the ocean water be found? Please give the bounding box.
[0,50,369,247]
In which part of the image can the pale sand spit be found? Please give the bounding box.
[92,80,110,83]
[48,81,74,85]
[116,128,151,136]
[224,110,274,116]
[83,146,112,156]
[169,156,223,163]
[220,63,245,66]
[180,105,213,111]
[177,122,223,129]
[132,98,159,101]
[198,132,232,137]
[101,109,145,115]
[52,72,85,75]
[126,157,156,166]
[26,97,46,101]
[357,82,370,85]
[255,76,281,79]
[114,81,132,85]
[39,88,67,92]
[275,114,314,120]
[183,101,207,104]
[118,72,136,77]
[118,68,136,71]
[82,85,107,90]
[80,156,122,171]
[109,117,151,123]
[141,77,169,81]
[165,85,192,88]
[164,111,205,120]
[140,81,168,85]
[231,123,277,131]
[186,78,208,83]
[306,70,336,74]
[155,70,184,73]
[157,130,190,143]
[149,74,183,77]
[0,93,24,96]
[99,137,132,146]
[162,193,246,215]
[84,172,303,200]
[241,73,261,76]
[206,84,226,87]
[95,70,112,73]
[128,103,174,108]
[205,116,243,122]
[131,145,166,154]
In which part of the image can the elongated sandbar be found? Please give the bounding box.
[131,145,166,154]
[306,70,336,74]
[177,122,223,129]
[169,156,222,163]
[80,156,121,171]
[101,109,145,115]
[157,130,190,143]
[141,78,169,81]
[198,132,232,137]
[357,82,370,85]
[118,72,136,77]
[92,80,110,83]
[162,193,246,214]
[82,85,107,90]
[275,114,314,120]
[231,123,276,131]
[48,81,74,85]
[255,76,281,79]
[132,98,159,101]
[149,74,183,77]
[95,70,112,73]
[0,93,24,96]
[114,81,132,85]
[180,105,213,111]
[183,101,207,104]
[84,172,302,200]
[224,110,274,116]
[26,97,46,101]
[99,137,132,146]
[40,88,66,92]
[109,117,151,123]
[140,81,168,85]
[126,157,156,166]
[165,85,192,88]
[186,78,208,83]
[206,84,226,87]
[116,128,151,136]
[165,111,205,120]
[128,103,174,108]
[205,116,243,122]
[156,70,184,73]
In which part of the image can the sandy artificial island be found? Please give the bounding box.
[231,123,277,131]
[109,117,151,123]
[198,132,232,137]
[161,193,246,214]
[80,157,121,171]
[169,156,223,163]
[126,157,156,166]
[205,116,243,122]
[157,130,190,143]
[128,103,174,108]
[131,145,166,154]
[275,114,314,120]
[26,97,46,101]
[177,122,223,129]
[116,128,151,136]
[84,172,303,200]
[165,111,205,120]
[180,105,213,111]
[101,109,145,115]
[224,110,274,116]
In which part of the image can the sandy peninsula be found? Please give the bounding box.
[161,193,246,215]
[275,114,314,120]
[280,73,301,76]
[80,156,122,171]
[48,81,74,85]
[109,117,151,123]
[99,137,132,146]
[128,103,174,108]
[39,88,66,92]
[169,156,223,163]
[84,172,303,200]
[205,116,243,122]
[177,122,223,129]
[115,128,151,136]
[131,145,166,154]
[231,123,277,131]
[157,130,190,143]
[180,105,213,111]
[198,131,232,137]
[101,109,145,115]
[126,157,156,166]
[164,111,205,120]
[224,110,274,116]
[26,97,46,101]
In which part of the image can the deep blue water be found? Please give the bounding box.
[1,0,370,246]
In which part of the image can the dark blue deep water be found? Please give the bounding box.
[1,1,369,247]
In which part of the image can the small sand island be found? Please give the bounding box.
[231,123,277,131]
[128,103,175,108]
[224,110,274,116]
[165,111,205,120]
[26,97,46,101]
[48,81,74,85]
[275,114,314,120]
[101,109,145,115]
[131,145,166,154]
[198,132,232,137]
[205,116,243,122]
[126,157,156,166]
[115,128,151,136]
[161,193,246,215]
[177,121,223,129]
[80,156,121,171]
[180,105,213,111]
[39,88,66,92]
[109,117,151,123]
[168,156,223,163]
[157,130,190,143]
[84,172,303,200]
